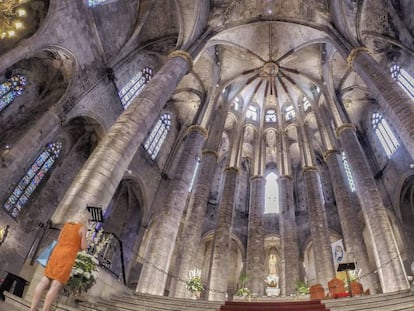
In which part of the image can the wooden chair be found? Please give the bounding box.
[309,284,325,300]
[328,277,349,299]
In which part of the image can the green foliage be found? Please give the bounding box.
[66,251,99,296]
[235,287,251,297]
[185,276,204,293]
[296,280,310,295]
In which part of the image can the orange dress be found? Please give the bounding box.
[45,223,83,284]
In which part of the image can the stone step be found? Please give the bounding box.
[119,293,222,308]
[323,290,414,311]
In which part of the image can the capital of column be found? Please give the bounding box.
[323,149,340,161]
[347,47,371,68]
[278,174,293,180]
[224,166,239,174]
[335,123,356,136]
[302,165,317,173]
[250,175,264,182]
[202,149,218,159]
[168,50,193,73]
[187,124,208,138]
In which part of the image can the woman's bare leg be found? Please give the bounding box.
[30,276,50,311]
[41,279,62,311]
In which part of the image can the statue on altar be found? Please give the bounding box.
[265,253,280,296]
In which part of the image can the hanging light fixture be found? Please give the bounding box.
[0,0,29,40]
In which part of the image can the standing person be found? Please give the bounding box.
[30,209,89,311]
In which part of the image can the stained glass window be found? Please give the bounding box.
[3,141,62,218]
[265,172,279,213]
[144,113,171,160]
[302,96,311,111]
[0,74,27,112]
[391,64,414,100]
[246,105,257,121]
[119,67,152,109]
[265,109,277,123]
[285,105,295,121]
[341,152,356,192]
[372,112,400,158]
[88,0,110,7]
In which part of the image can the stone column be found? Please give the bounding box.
[324,149,380,293]
[173,102,228,298]
[303,166,336,286]
[279,175,300,296]
[208,167,238,301]
[336,124,409,292]
[136,125,208,295]
[245,175,265,296]
[52,50,193,222]
[348,49,414,159]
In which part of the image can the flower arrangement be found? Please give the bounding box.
[235,287,251,297]
[295,280,310,295]
[185,268,204,293]
[65,228,111,296]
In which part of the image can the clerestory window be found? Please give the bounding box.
[143,113,171,160]
[119,67,152,109]
[3,141,63,218]
[0,74,26,113]
[265,109,277,123]
[391,64,414,100]
[264,172,279,214]
[371,112,400,158]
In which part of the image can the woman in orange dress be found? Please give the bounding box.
[30,210,89,311]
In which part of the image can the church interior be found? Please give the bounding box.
[1,0,414,309]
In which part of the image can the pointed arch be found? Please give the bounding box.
[265,171,279,214]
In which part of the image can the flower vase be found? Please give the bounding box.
[191,291,201,300]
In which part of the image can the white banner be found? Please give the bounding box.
[331,239,345,263]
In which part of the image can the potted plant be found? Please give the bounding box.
[235,273,251,298]
[295,280,310,296]
[185,268,204,299]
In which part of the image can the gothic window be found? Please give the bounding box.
[246,105,257,121]
[285,105,295,121]
[371,112,400,158]
[231,97,240,111]
[189,157,200,192]
[3,141,63,218]
[119,67,152,109]
[143,113,171,160]
[0,74,27,112]
[265,109,277,123]
[341,152,356,192]
[265,172,279,214]
[302,96,311,111]
[391,64,414,100]
[88,0,110,6]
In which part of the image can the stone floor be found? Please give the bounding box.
[0,299,20,311]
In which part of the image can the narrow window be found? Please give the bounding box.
[341,152,356,192]
[265,109,277,123]
[302,96,311,111]
[264,172,279,214]
[88,0,110,7]
[144,113,171,160]
[391,64,414,100]
[232,97,240,111]
[119,67,152,109]
[189,157,200,192]
[372,112,400,158]
[285,105,295,121]
[0,74,26,112]
[3,141,63,218]
[246,105,257,121]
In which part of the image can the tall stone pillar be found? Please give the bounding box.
[279,175,300,296]
[52,50,193,222]
[324,149,380,293]
[136,125,208,295]
[173,102,228,298]
[336,124,409,292]
[303,166,336,286]
[245,175,265,296]
[348,49,414,159]
[208,167,238,301]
